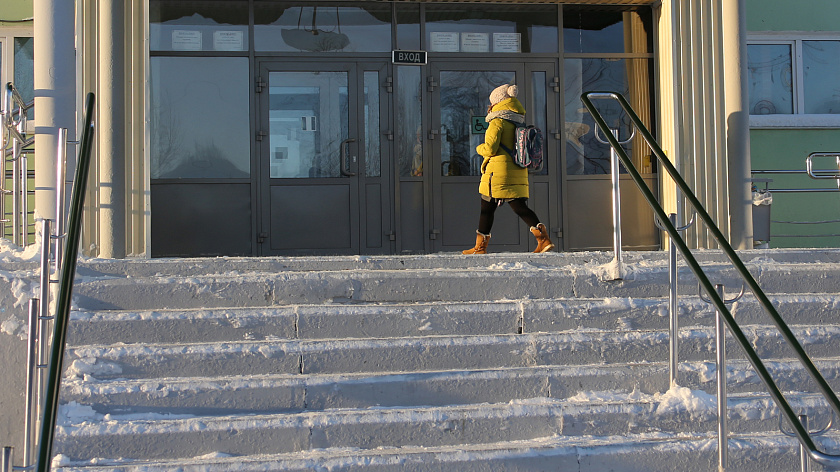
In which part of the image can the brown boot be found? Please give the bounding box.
[530,223,555,253]
[462,231,491,254]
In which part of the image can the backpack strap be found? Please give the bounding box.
[499,143,514,157]
[497,118,520,157]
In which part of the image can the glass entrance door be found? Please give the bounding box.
[428,62,559,253]
[258,62,391,255]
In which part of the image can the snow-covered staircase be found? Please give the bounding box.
[53,250,840,471]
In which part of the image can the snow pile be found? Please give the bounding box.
[567,386,716,418]
[0,237,40,263]
[653,386,716,415]
[0,238,40,340]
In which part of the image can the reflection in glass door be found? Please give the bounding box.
[268,72,349,179]
[258,63,391,255]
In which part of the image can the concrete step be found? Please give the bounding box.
[67,293,840,345]
[51,431,840,472]
[67,248,840,278]
[69,257,840,311]
[53,433,840,472]
[59,359,840,417]
[52,390,838,464]
[63,324,840,380]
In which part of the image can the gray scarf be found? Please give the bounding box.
[485,109,525,124]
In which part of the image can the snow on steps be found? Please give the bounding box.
[51,433,840,472]
[54,250,840,470]
[68,251,840,310]
[53,391,834,460]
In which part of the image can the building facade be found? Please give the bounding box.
[5,0,755,258]
[746,0,840,248]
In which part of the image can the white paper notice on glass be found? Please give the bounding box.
[172,30,202,51]
[461,33,490,53]
[214,31,244,51]
[493,33,521,53]
[430,32,460,52]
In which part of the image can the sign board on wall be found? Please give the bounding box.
[430,32,459,52]
[392,50,427,65]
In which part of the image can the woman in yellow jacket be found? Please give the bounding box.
[463,83,554,254]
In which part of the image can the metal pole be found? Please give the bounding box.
[715,283,729,471]
[1,116,6,238]
[610,128,623,275]
[54,128,67,272]
[23,299,39,468]
[37,220,53,416]
[800,415,811,472]
[39,219,51,325]
[12,139,20,246]
[2,447,12,472]
[21,150,28,245]
[668,213,679,387]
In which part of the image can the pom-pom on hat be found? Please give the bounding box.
[489,84,519,105]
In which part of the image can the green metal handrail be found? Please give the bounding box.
[35,92,95,472]
[581,91,840,466]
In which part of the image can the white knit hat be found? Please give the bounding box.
[489,84,519,105]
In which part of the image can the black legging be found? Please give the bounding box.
[477,197,540,235]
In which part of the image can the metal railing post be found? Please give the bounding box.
[11,139,20,246]
[799,415,811,472]
[1,130,6,238]
[654,212,695,387]
[609,128,623,277]
[23,299,39,468]
[698,282,744,471]
[714,284,729,471]
[37,219,53,421]
[2,447,12,472]
[593,125,636,280]
[668,216,679,386]
[21,150,28,246]
[54,128,68,271]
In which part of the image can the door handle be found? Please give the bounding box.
[340,138,357,176]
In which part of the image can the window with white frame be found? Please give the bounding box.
[748,36,840,128]
[0,29,35,105]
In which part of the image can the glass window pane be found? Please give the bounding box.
[364,71,380,177]
[150,57,251,179]
[13,37,34,111]
[255,3,391,52]
[150,0,249,52]
[397,66,423,177]
[747,44,793,115]
[426,5,558,54]
[396,4,421,51]
[440,70,516,177]
[563,7,652,54]
[564,58,653,175]
[529,71,548,175]
[268,71,348,178]
[803,41,840,114]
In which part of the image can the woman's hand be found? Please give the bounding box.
[481,156,491,174]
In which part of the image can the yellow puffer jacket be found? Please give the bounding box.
[476,97,529,199]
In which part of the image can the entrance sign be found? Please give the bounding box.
[493,33,521,53]
[392,50,427,65]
